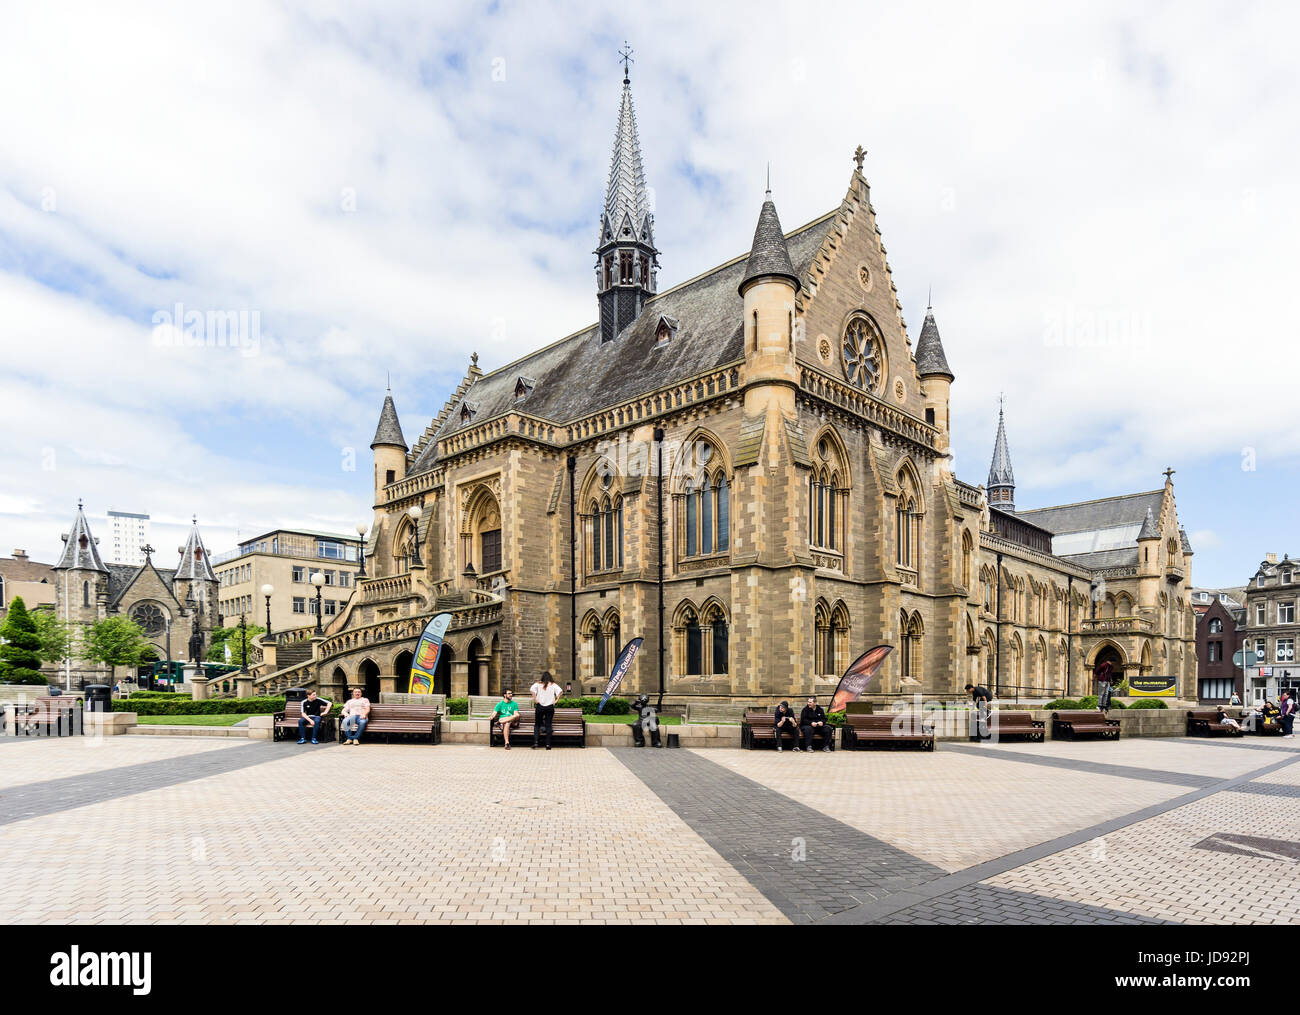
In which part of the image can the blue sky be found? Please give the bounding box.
[0,0,1296,588]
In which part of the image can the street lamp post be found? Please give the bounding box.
[356,523,368,578]
[310,572,325,635]
[238,614,249,675]
[407,506,423,567]
[261,583,274,637]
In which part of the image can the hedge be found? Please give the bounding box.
[114,696,286,716]
[1125,698,1168,710]
[1044,699,1081,710]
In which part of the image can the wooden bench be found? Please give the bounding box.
[272,701,336,742]
[1186,708,1245,737]
[841,713,935,751]
[490,707,586,747]
[470,694,513,720]
[989,711,1045,742]
[12,696,85,736]
[1248,711,1286,736]
[380,692,447,715]
[1051,710,1120,740]
[741,709,835,750]
[685,702,749,725]
[341,703,441,745]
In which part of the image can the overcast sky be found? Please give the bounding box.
[1,0,1295,588]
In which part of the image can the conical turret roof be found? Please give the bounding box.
[54,501,107,572]
[1137,507,1159,540]
[914,307,954,380]
[174,517,216,581]
[738,194,800,295]
[371,389,407,450]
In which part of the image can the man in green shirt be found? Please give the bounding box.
[493,689,520,749]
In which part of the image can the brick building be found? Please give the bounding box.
[1194,597,1245,703]
[254,72,1197,705]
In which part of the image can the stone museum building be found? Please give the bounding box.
[254,72,1198,705]
[50,503,220,688]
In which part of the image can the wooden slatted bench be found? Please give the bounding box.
[490,707,586,747]
[1186,708,1244,737]
[272,701,336,742]
[1051,710,1121,740]
[741,709,798,749]
[18,696,84,736]
[989,711,1045,742]
[841,713,935,751]
[470,695,516,720]
[343,703,441,745]
[685,702,749,725]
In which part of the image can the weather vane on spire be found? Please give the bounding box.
[618,41,634,83]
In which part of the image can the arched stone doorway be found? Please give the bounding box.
[359,659,381,702]
[467,638,487,697]
[434,644,453,697]
[1090,642,1125,685]
[393,650,413,694]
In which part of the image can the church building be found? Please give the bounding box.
[259,69,1197,705]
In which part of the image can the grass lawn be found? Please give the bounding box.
[135,714,250,727]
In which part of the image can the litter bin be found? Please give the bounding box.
[85,684,112,713]
[284,687,308,703]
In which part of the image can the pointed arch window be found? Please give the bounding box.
[83,581,90,607]
[677,441,730,561]
[686,609,702,675]
[675,600,730,677]
[809,435,849,556]
[895,469,922,573]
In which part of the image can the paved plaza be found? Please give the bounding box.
[1,734,1298,925]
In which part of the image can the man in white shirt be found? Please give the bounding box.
[529,672,563,750]
[340,688,371,745]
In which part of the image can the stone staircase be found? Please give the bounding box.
[276,643,313,669]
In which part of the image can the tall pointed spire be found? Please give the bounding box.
[987,399,1015,511]
[914,303,954,380]
[596,56,659,343]
[174,517,216,582]
[371,388,407,450]
[54,501,107,572]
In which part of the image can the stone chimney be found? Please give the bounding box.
[1267,552,1278,564]
[12,549,27,560]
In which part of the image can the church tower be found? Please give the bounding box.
[173,517,218,635]
[53,500,108,626]
[739,185,800,413]
[987,401,1015,511]
[371,386,408,505]
[595,58,658,343]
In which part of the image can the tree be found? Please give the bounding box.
[32,609,72,666]
[206,623,266,664]
[0,597,48,684]
[84,616,149,685]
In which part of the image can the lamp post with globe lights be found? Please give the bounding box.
[310,571,325,635]
[406,505,423,567]
[261,584,274,637]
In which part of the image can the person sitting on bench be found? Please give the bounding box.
[340,687,370,745]
[799,697,831,752]
[773,701,800,751]
[1216,706,1242,731]
[493,689,520,749]
[296,690,331,745]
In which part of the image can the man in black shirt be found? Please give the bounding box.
[965,682,992,741]
[297,690,332,744]
[773,701,799,751]
[799,697,832,752]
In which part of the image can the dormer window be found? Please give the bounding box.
[514,376,536,401]
[460,401,478,425]
[654,315,679,346]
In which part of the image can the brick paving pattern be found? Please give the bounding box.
[1,733,1297,924]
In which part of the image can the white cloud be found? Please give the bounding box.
[1,0,1297,564]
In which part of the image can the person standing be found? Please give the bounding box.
[296,690,331,745]
[773,701,800,751]
[1095,660,1114,713]
[339,687,371,745]
[965,683,992,741]
[1281,692,1296,738]
[799,697,831,752]
[529,672,562,750]
[493,689,520,749]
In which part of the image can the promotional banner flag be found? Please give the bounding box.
[598,637,644,713]
[829,645,893,713]
[409,613,452,694]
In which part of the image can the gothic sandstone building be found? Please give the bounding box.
[253,73,1197,705]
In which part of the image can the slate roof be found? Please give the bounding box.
[1137,506,1160,540]
[54,504,107,572]
[914,309,953,379]
[1180,527,1193,553]
[1018,490,1165,536]
[738,197,800,294]
[0,555,55,584]
[371,390,407,449]
[1058,547,1140,569]
[106,562,177,606]
[407,210,836,476]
